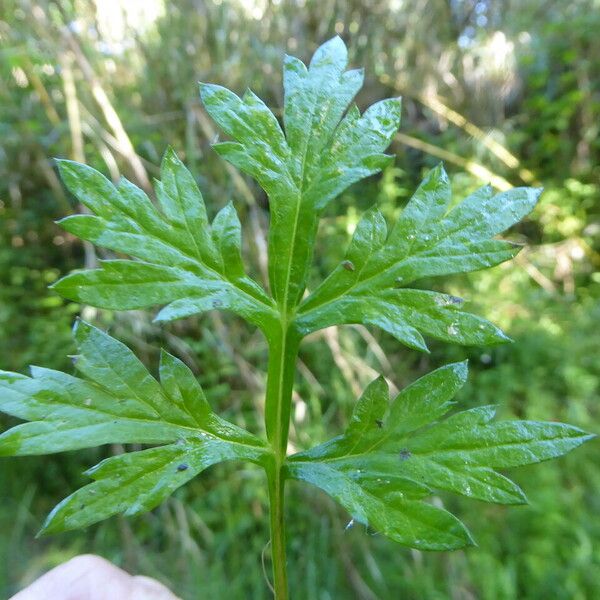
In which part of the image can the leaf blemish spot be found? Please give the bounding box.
[435,295,464,307]
[399,449,412,461]
[447,323,459,336]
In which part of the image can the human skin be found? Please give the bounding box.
[10,554,180,600]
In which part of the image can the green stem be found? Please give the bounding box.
[264,319,300,599]
[267,457,287,598]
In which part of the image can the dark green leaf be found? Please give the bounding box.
[287,362,593,550]
[52,149,277,332]
[200,36,401,310]
[288,460,472,551]
[0,320,265,455]
[0,320,267,531]
[3,37,591,560]
[296,165,542,350]
[41,439,264,534]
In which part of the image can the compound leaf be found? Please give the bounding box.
[287,362,593,550]
[200,36,401,310]
[41,439,252,534]
[52,149,277,332]
[295,165,542,351]
[0,35,594,569]
[0,320,267,532]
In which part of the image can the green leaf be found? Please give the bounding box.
[52,149,277,332]
[0,320,266,454]
[295,164,542,351]
[0,320,267,531]
[200,36,401,310]
[288,461,472,551]
[41,439,254,534]
[287,362,593,550]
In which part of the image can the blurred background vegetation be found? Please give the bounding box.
[1,0,599,598]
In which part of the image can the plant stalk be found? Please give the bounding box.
[267,456,288,598]
[264,319,300,599]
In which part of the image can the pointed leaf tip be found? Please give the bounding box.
[161,145,179,166]
[72,317,93,339]
[71,317,83,336]
[320,35,347,54]
[450,360,469,382]
[198,81,209,99]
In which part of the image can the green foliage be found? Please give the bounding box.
[52,150,276,330]
[296,166,540,351]
[0,320,266,532]
[201,37,401,311]
[288,362,590,550]
[0,35,595,599]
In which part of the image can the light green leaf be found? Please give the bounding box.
[296,164,542,350]
[0,320,267,531]
[52,149,277,332]
[0,320,265,455]
[0,37,595,565]
[288,461,472,551]
[200,36,401,310]
[287,362,593,550]
[41,439,264,534]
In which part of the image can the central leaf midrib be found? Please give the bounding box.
[34,411,267,450]
[292,432,587,468]
[279,73,335,312]
[296,211,518,318]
